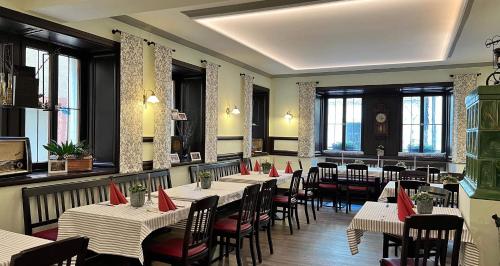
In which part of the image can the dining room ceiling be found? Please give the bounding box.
[14,0,500,76]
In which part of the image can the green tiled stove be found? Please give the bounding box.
[463,85,500,200]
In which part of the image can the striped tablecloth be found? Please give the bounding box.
[58,181,250,263]
[0,229,52,266]
[219,171,293,185]
[346,202,480,266]
[378,181,443,202]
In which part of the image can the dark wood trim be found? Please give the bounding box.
[217,136,244,141]
[217,152,243,161]
[269,136,299,141]
[173,58,204,73]
[271,150,298,156]
[143,136,154,143]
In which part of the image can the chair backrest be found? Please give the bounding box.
[188,160,240,183]
[236,184,261,230]
[298,159,303,170]
[242,158,253,171]
[317,162,338,183]
[110,169,172,196]
[346,164,369,183]
[418,186,451,207]
[303,167,319,192]
[10,236,89,266]
[395,180,429,199]
[416,167,441,183]
[382,165,405,183]
[443,183,459,208]
[22,178,109,235]
[400,215,464,266]
[256,179,277,223]
[182,195,219,261]
[400,170,428,181]
[288,170,303,201]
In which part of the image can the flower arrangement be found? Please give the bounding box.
[261,161,272,174]
[43,140,93,173]
[376,145,385,151]
[129,184,146,207]
[395,161,407,168]
[440,175,459,184]
[129,184,147,193]
[198,171,212,189]
[412,191,433,214]
[411,191,432,202]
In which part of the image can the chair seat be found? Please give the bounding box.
[228,213,270,222]
[319,183,337,190]
[273,195,296,204]
[348,185,369,191]
[32,227,58,241]
[297,190,313,198]
[380,258,434,266]
[214,218,252,233]
[145,238,207,258]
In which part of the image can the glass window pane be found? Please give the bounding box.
[402,96,421,152]
[345,98,362,151]
[327,99,343,150]
[402,124,420,152]
[57,55,80,143]
[423,96,443,125]
[423,125,442,153]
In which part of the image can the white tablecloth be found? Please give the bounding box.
[219,171,292,185]
[378,181,443,202]
[58,181,250,263]
[0,229,52,266]
[346,202,479,266]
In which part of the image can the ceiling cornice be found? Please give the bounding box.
[447,0,475,58]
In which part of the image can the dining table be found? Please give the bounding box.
[378,181,444,202]
[218,170,293,185]
[0,229,52,266]
[57,181,251,264]
[346,202,480,266]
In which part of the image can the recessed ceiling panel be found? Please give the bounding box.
[195,0,468,70]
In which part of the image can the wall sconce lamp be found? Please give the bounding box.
[143,90,159,105]
[284,111,293,120]
[226,105,240,115]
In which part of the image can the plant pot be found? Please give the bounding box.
[416,199,433,214]
[377,150,384,156]
[262,165,271,174]
[67,158,93,172]
[130,191,145,207]
[201,177,212,189]
[48,159,67,174]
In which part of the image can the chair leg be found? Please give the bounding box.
[266,225,274,255]
[294,204,300,230]
[255,228,262,263]
[382,234,389,258]
[311,197,316,221]
[287,207,293,235]
[346,191,350,214]
[271,205,276,226]
[235,237,242,266]
[225,237,230,257]
[219,236,224,259]
[249,231,257,266]
[304,199,310,224]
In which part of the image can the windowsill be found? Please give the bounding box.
[171,161,204,167]
[0,167,118,188]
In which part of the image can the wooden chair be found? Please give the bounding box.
[253,179,277,263]
[345,164,370,213]
[214,184,261,266]
[444,183,459,207]
[381,166,405,186]
[272,170,303,235]
[188,160,240,183]
[317,162,340,212]
[297,167,318,224]
[400,170,428,182]
[380,215,464,266]
[143,195,219,266]
[10,236,89,266]
[419,186,451,207]
[416,167,441,183]
[111,169,172,196]
[298,159,303,170]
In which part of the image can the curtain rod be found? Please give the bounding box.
[112,29,176,51]
[449,73,481,78]
[201,60,221,67]
[296,81,320,85]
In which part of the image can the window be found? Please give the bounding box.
[402,95,444,153]
[24,47,81,163]
[326,97,362,151]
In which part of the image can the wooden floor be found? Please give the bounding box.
[89,203,383,266]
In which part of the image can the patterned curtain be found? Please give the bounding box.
[298,82,316,158]
[452,74,478,163]
[119,32,143,173]
[152,45,173,169]
[242,74,254,158]
[204,61,219,163]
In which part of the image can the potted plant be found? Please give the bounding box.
[129,184,146,207]
[43,140,71,174]
[440,175,459,185]
[395,161,407,168]
[376,145,385,156]
[66,141,93,172]
[412,191,434,214]
[198,171,212,189]
[261,161,272,174]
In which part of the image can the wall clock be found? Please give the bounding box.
[374,104,389,137]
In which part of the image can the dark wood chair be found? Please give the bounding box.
[400,170,428,182]
[10,236,89,266]
[382,166,405,186]
[416,167,441,183]
[297,167,318,224]
[254,179,277,263]
[317,162,340,212]
[444,183,459,207]
[380,215,464,266]
[242,158,253,171]
[143,195,219,266]
[345,164,370,213]
[272,170,303,235]
[418,186,451,207]
[188,160,240,183]
[214,184,261,266]
[298,159,303,170]
[111,169,172,196]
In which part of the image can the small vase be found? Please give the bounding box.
[262,166,271,174]
[130,191,145,207]
[377,150,384,156]
[201,177,212,189]
[416,199,433,214]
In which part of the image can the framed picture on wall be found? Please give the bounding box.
[190,152,202,162]
[170,153,180,164]
[177,113,187,120]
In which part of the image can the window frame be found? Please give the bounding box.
[324,96,364,151]
[400,92,447,154]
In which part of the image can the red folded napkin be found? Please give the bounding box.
[254,161,261,172]
[269,164,280,177]
[285,161,293,174]
[397,187,415,222]
[240,162,250,175]
[109,181,127,205]
[158,185,177,212]
[400,186,415,208]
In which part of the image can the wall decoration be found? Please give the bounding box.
[485,36,500,85]
[190,152,202,161]
[203,61,219,163]
[242,74,254,158]
[152,44,173,170]
[119,32,143,173]
[374,104,389,137]
[169,153,180,164]
[297,81,316,158]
